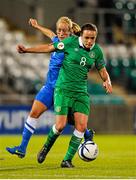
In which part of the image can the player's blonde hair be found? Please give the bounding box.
[56,16,73,31]
[56,16,81,35]
[72,21,81,36]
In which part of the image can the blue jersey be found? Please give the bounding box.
[35,36,64,108]
[45,36,64,88]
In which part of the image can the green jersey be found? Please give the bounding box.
[53,35,105,93]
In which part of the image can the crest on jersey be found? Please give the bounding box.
[55,106,61,112]
[89,52,95,58]
[57,42,64,50]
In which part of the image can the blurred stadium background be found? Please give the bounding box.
[0,0,136,135]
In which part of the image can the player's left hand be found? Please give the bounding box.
[103,80,112,94]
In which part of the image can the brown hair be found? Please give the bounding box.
[81,23,98,35]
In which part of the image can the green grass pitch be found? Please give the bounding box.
[0,134,136,179]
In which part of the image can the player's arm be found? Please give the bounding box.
[17,43,55,53]
[29,18,56,39]
[98,67,112,94]
[17,36,72,54]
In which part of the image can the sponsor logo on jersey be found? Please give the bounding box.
[89,52,95,58]
[74,48,79,52]
[57,42,64,50]
[55,106,61,112]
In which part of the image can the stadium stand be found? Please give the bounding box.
[0,18,50,95]
[0,17,136,99]
[0,0,136,106]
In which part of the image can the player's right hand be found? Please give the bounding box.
[29,18,38,28]
[103,80,112,94]
[17,45,26,53]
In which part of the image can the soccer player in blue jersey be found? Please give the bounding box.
[6,17,93,158]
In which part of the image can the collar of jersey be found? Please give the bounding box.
[78,37,95,50]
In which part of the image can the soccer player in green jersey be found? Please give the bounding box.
[17,23,112,168]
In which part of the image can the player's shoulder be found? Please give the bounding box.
[94,43,102,50]
[93,43,104,54]
[62,35,78,44]
[52,35,59,43]
[70,35,78,40]
[66,35,78,41]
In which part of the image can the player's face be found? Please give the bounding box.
[56,22,71,40]
[81,30,97,49]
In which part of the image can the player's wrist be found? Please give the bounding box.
[104,80,112,86]
[24,48,29,53]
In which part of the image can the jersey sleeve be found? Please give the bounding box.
[95,46,106,71]
[51,36,59,42]
[53,36,74,52]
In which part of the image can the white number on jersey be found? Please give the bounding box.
[80,57,86,66]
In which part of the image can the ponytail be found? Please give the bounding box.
[72,22,81,36]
